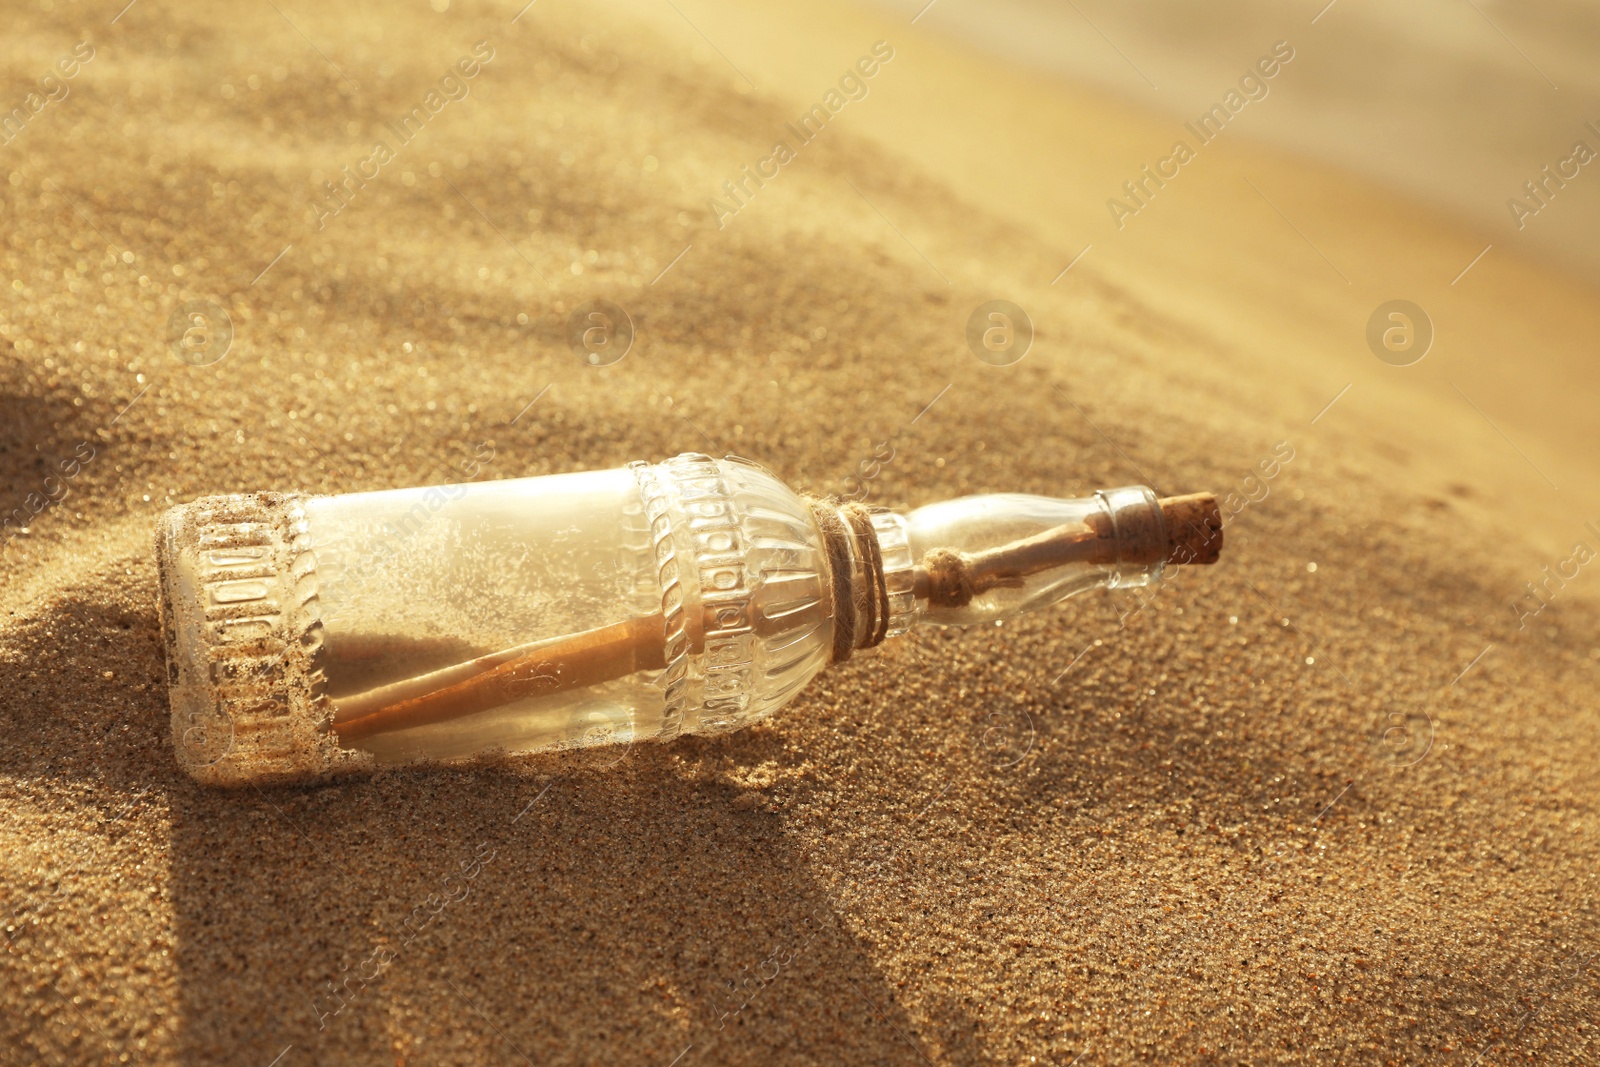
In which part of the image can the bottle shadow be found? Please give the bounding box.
[166,758,991,1066]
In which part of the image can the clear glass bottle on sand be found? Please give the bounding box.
[155,453,1221,785]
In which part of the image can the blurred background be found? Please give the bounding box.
[870,0,1600,281]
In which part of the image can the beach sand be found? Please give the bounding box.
[2,0,1598,1062]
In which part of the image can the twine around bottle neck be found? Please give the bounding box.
[804,497,892,664]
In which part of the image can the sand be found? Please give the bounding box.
[3,0,1599,1063]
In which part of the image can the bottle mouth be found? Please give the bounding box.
[1096,485,1168,589]
[1096,485,1223,586]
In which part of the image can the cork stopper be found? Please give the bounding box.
[1157,492,1223,565]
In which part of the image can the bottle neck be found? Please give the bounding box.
[806,487,1180,650]
[889,486,1206,629]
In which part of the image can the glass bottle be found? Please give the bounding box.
[155,453,1221,785]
